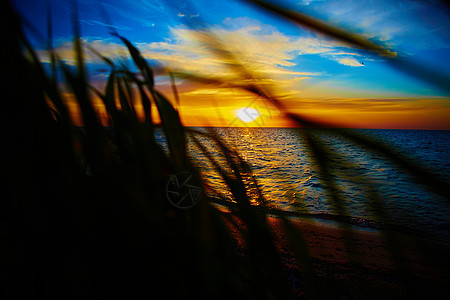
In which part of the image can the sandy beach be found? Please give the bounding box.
[225,213,450,299]
[274,217,450,298]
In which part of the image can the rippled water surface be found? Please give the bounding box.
[161,128,450,240]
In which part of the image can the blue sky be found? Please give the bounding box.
[13,0,450,128]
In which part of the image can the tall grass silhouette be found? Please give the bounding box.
[2,0,449,299]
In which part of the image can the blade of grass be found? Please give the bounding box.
[72,0,86,86]
[242,0,450,93]
[137,80,153,127]
[103,70,118,123]
[243,0,395,57]
[116,34,154,87]
[169,72,180,110]
[46,0,57,84]
[151,90,187,168]
[85,43,115,68]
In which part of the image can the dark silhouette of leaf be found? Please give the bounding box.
[116,34,154,87]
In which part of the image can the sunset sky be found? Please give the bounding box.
[14,0,450,129]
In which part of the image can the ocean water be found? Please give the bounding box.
[162,128,450,241]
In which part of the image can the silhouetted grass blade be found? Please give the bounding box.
[152,90,187,168]
[86,43,115,68]
[103,70,118,122]
[243,0,450,93]
[116,34,154,87]
[169,72,180,110]
[243,0,395,57]
[137,80,153,126]
[117,75,134,118]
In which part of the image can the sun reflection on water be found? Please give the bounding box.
[184,127,450,241]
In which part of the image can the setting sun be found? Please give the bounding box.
[236,107,260,123]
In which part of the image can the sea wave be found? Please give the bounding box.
[159,128,450,241]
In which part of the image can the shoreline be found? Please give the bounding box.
[212,198,450,244]
[272,216,450,298]
[267,216,450,275]
[224,211,450,298]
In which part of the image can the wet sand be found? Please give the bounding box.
[226,213,450,298]
[272,217,450,298]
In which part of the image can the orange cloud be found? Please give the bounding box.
[285,97,450,129]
